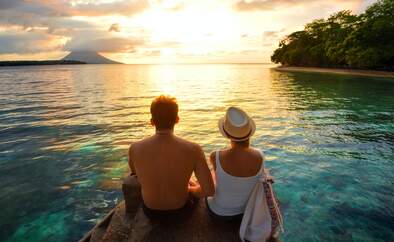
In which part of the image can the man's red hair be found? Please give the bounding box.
[150,95,178,129]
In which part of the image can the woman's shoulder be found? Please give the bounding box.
[248,148,264,174]
[250,147,264,160]
[210,148,230,170]
[210,148,229,158]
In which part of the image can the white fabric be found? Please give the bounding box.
[239,172,272,242]
[207,149,264,216]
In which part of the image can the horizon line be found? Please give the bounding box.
[0,60,275,65]
[121,62,274,65]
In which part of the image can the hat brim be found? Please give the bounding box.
[218,117,256,141]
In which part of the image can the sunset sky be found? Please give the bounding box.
[0,0,376,64]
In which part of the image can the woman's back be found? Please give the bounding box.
[207,147,264,216]
[219,148,263,177]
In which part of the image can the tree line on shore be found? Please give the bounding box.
[271,0,394,70]
[0,60,85,66]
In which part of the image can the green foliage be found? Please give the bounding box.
[271,0,394,70]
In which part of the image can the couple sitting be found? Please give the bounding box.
[128,95,264,221]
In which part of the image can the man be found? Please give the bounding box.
[128,95,214,217]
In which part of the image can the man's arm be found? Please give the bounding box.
[209,152,216,170]
[189,145,215,198]
[209,152,217,186]
[128,144,136,175]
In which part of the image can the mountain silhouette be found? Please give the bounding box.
[62,51,122,64]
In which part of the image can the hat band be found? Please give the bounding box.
[223,125,252,140]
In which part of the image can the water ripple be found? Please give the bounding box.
[0,64,393,242]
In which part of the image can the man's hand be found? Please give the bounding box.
[188,179,198,187]
[128,144,136,174]
[188,180,204,198]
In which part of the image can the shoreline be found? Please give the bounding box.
[273,66,394,78]
[0,60,86,67]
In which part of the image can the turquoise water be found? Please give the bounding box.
[0,64,393,242]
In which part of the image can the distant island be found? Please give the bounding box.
[0,60,86,66]
[271,0,394,71]
[62,51,122,64]
[0,51,122,67]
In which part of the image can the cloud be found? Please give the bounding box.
[60,0,150,17]
[236,0,313,11]
[142,50,161,56]
[150,0,185,11]
[0,30,64,54]
[235,0,361,11]
[64,37,144,53]
[0,1,149,55]
[263,31,277,38]
[109,23,121,32]
[262,29,287,46]
[0,0,150,32]
[263,31,279,38]
[0,27,146,54]
[0,0,21,9]
[167,3,185,11]
[145,40,182,48]
[241,49,260,54]
[0,4,92,32]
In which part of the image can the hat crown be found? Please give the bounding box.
[219,107,256,141]
[221,107,254,141]
[227,107,248,127]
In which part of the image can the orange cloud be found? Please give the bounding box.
[64,37,144,53]
[108,23,121,32]
[235,0,363,11]
[28,0,150,17]
[0,29,65,54]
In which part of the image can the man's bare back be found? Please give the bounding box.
[128,96,214,211]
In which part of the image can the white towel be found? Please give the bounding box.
[239,169,284,242]
[239,178,271,242]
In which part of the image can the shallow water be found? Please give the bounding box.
[0,64,393,242]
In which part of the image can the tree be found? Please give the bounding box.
[271,0,394,70]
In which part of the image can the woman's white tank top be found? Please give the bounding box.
[207,149,264,216]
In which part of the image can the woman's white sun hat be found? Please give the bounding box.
[218,107,256,141]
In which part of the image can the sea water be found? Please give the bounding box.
[0,64,393,241]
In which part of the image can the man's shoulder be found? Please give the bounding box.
[174,135,202,152]
[129,136,155,150]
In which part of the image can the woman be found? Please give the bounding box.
[206,107,264,219]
